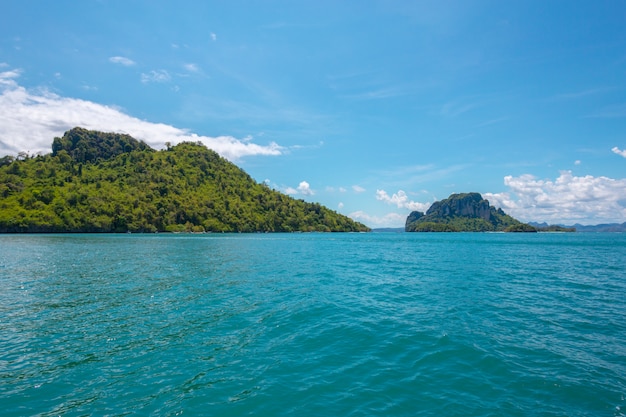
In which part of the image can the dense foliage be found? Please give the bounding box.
[52,127,151,163]
[0,129,370,233]
[504,223,538,233]
[535,225,575,232]
[405,192,531,232]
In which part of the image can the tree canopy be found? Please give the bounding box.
[0,128,370,233]
[52,127,151,163]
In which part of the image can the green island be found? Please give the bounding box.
[0,128,370,233]
[533,224,576,232]
[405,192,539,232]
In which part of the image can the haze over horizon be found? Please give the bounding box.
[1,1,625,227]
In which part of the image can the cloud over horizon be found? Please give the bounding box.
[0,69,283,161]
[485,171,626,225]
[349,210,406,228]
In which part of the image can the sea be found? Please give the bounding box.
[1,232,625,416]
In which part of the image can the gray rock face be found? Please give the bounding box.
[405,192,525,232]
[425,192,492,220]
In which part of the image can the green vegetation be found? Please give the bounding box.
[0,128,370,233]
[405,192,534,232]
[504,223,538,233]
[52,127,151,163]
[407,222,460,232]
[535,225,575,232]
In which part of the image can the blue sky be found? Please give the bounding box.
[1,1,625,227]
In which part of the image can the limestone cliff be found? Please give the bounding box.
[405,192,534,232]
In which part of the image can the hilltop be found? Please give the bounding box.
[0,128,370,233]
[405,192,535,232]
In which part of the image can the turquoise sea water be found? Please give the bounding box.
[1,232,625,416]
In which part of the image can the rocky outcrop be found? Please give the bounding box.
[405,192,534,232]
[425,192,492,220]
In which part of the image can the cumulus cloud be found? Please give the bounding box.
[285,181,314,196]
[210,33,217,41]
[0,69,283,160]
[612,146,626,158]
[352,185,366,193]
[376,189,432,212]
[109,56,136,66]
[140,69,171,83]
[484,171,626,224]
[297,181,314,195]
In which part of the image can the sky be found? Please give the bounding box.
[1,0,626,227]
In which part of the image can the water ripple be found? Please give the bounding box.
[1,233,625,416]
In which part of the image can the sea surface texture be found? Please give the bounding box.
[1,233,625,416]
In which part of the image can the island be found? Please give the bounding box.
[405,192,536,232]
[0,128,370,233]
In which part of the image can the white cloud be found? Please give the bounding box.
[141,70,171,83]
[484,171,626,224]
[352,185,366,193]
[210,33,217,41]
[0,69,21,86]
[376,189,431,212]
[297,181,314,196]
[349,211,406,228]
[612,146,626,158]
[0,69,283,160]
[109,56,136,66]
[285,181,315,196]
[338,202,344,209]
[574,160,581,165]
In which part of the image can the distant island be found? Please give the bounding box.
[0,128,370,233]
[529,222,626,233]
[405,192,538,232]
[528,223,576,232]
